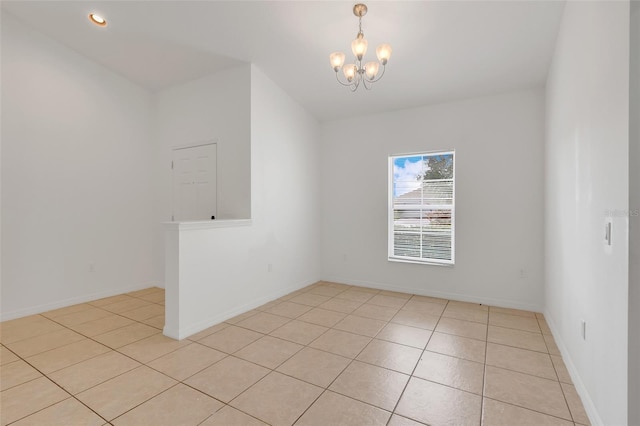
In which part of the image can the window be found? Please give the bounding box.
[389,151,455,265]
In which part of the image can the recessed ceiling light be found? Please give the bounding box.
[88,13,107,27]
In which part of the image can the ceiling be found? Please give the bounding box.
[1,1,566,122]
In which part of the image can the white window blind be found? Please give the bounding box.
[388,151,455,265]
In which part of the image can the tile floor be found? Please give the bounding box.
[0,282,591,426]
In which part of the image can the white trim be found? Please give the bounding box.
[0,282,158,322]
[163,219,252,231]
[544,311,602,426]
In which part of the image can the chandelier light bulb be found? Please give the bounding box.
[329,52,346,72]
[343,64,357,82]
[365,61,380,80]
[351,33,368,61]
[376,43,392,65]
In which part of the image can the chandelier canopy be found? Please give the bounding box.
[329,3,392,91]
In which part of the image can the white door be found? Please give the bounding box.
[172,143,217,221]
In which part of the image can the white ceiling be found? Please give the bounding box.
[1,1,566,122]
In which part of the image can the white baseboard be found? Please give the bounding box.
[164,277,318,340]
[0,282,159,322]
[324,276,543,313]
[544,310,602,426]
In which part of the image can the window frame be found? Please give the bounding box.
[388,150,456,266]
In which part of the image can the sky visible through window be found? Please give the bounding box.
[393,154,453,197]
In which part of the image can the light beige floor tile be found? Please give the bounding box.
[26,339,110,374]
[11,397,104,426]
[147,343,226,381]
[0,346,19,365]
[5,328,86,358]
[376,323,432,349]
[486,343,556,380]
[356,339,422,374]
[414,351,484,394]
[137,291,165,304]
[236,312,291,334]
[410,295,448,305]
[127,287,162,298]
[551,355,572,384]
[0,359,42,391]
[288,293,331,307]
[368,294,408,309]
[442,304,489,324]
[333,315,386,337]
[308,286,346,297]
[352,303,399,321]
[561,383,591,425]
[231,371,323,426]
[335,290,376,303]
[265,301,312,319]
[0,316,65,344]
[256,300,284,313]
[52,308,112,327]
[112,383,223,426]
[544,334,562,356]
[100,298,153,314]
[188,322,229,341]
[435,317,488,341]
[426,332,486,363]
[235,335,303,369]
[484,365,571,420]
[329,361,409,411]
[49,351,141,394]
[88,294,135,308]
[482,398,574,426]
[270,320,328,345]
[487,325,548,353]
[379,290,412,299]
[225,310,259,324]
[296,390,390,426]
[489,312,541,333]
[200,406,267,426]
[317,298,363,314]
[391,310,439,330]
[297,308,347,328]
[0,377,69,426]
[119,304,165,322]
[185,356,269,403]
[395,377,481,426]
[538,318,553,335]
[447,301,488,311]
[276,347,350,388]
[489,306,537,318]
[93,323,159,349]
[388,414,427,426]
[198,325,263,354]
[309,329,371,358]
[142,315,165,329]
[348,286,380,294]
[117,333,189,363]
[76,366,176,421]
[68,315,135,337]
[41,303,95,319]
[402,300,446,316]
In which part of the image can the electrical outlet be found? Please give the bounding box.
[89,262,95,272]
[581,320,586,340]
[342,254,347,262]
[519,268,527,279]
[267,263,273,273]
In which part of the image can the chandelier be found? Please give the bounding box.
[329,3,392,91]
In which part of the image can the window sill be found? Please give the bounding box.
[388,257,454,267]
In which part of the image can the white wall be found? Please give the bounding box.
[152,66,252,285]
[545,2,630,425]
[1,13,156,320]
[629,2,640,424]
[320,89,545,311]
[164,65,321,338]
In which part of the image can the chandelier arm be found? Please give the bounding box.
[366,64,386,84]
[334,72,357,87]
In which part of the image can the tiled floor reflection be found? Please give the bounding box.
[0,283,590,425]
